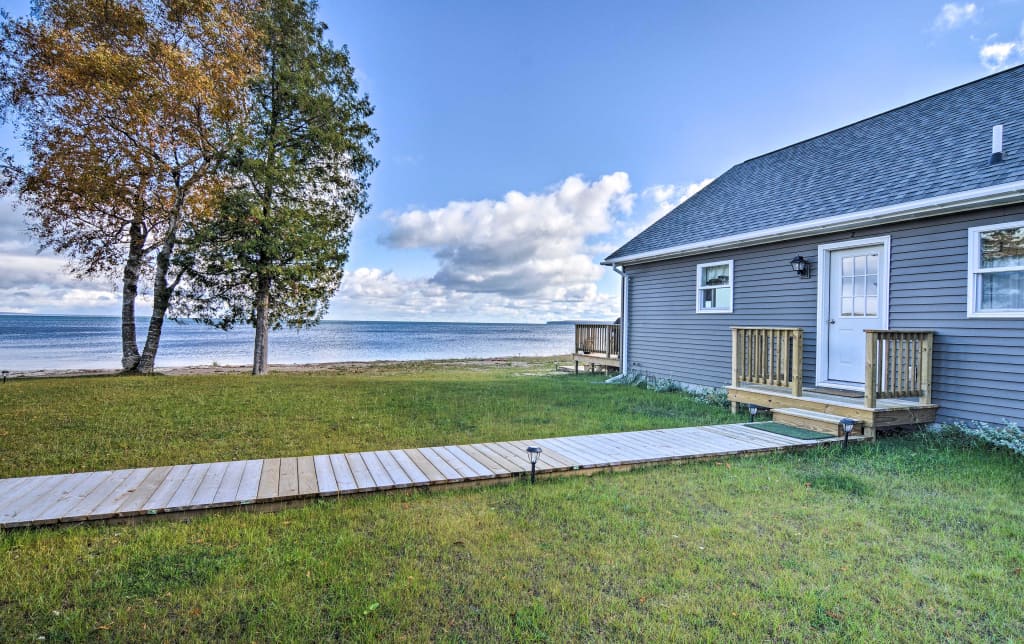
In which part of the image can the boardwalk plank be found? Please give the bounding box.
[360,451,395,489]
[141,464,192,511]
[430,446,477,479]
[418,447,462,481]
[278,457,300,498]
[0,475,68,522]
[88,468,155,519]
[472,443,524,473]
[24,472,104,525]
[313,455,339,496]
[190,462,229,509]
[116,466,173,515]
[402,449,448,483]
[445,446,493,478]
[297,456,319,496]
[345,453,377,490]
[389,449,431,485]
[375,451,412,488]
[236,460,263,502]
[212,461,247,505]
[329,454,359,492]
[257,459,281,500]
[62,469,136,522]
[165,464,211,511]
[460,444,510,475]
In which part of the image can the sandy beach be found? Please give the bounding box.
[4,355,570,380]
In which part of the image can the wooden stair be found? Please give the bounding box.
[771,408,864,436]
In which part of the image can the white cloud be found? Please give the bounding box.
[980,40,1018,69]
[979,22,1024,70]
[624,178,712,238]
[934,3,977,30]
[332,173,635,322]
[381,172,629,297]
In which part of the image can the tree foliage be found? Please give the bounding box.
[0,0,259,372]
[175,0,377,374]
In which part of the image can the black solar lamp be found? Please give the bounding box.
[748,404,760,422]
[840,418,856,448]
[526,446,542,484]
[790,255,810,278]
[1,370,7,384]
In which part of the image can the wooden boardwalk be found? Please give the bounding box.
[0,424,843,529]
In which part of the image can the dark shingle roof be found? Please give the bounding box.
[606,65,1024,262]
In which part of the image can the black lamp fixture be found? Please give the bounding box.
[526,446,543,484]
[748,404,760,423]
[839,418,856,448]
[790,255,810,278]
[1,370,7,384]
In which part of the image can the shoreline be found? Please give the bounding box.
[4,355,571,380]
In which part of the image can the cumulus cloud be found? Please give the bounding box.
[979,23,1024,70]
[332,173,636,321]
[623,178,712,238]
[383,172,628,295]
[934,3,977,30]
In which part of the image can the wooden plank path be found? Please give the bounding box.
[0,424,844,529]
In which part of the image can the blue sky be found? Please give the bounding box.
[1,0,1022,321]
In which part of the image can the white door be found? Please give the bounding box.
[826,245,884,384]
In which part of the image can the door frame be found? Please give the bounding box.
[814,235,892,390]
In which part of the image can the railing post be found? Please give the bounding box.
[791,329,803,397]
[864,331,877,408]
[920,332,933,405]
[731,328,740,414]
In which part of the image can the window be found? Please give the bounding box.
[696,260,733,313]
[839,252,879,317]
[968,221,1024,317]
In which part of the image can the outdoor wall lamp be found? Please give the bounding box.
[840,418,856,448]
[790,255,810,278]
[526,446,543,483]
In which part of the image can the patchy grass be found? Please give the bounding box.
[0,358,733,478]
[1,359,1022,639]
[1,436,1022,640]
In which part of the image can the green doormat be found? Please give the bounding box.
[745,422,833,440]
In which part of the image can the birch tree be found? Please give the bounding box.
[0,0,258,372]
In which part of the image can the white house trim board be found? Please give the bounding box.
[603,179,1024,267]
[966,219,1024,319]
[814,236,892,390]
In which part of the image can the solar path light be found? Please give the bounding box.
[526,446,543,484]
[840,418,856,448]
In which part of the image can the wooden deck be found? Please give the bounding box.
[0,424,847,530]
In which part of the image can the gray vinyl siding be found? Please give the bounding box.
[624,204,1024,425]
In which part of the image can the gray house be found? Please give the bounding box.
[604,65,1024,436]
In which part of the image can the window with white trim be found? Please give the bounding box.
[696,260,733,313]
[968,221,1024,317]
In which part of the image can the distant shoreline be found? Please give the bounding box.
[3,355,570,380]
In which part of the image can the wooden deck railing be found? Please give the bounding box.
[865,330,934,407]
[574,323,620,358]
[731,327,804,397]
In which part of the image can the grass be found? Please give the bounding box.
[1,359,1023,640]
[0,357,734,478]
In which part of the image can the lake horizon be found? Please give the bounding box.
[0,314,577,372]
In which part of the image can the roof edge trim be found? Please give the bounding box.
[602,179,1024,267]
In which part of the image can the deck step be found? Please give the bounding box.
[771,408,864,436]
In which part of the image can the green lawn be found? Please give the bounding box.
[1,360,1022,640]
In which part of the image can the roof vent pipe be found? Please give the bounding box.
[991,124,1004,164]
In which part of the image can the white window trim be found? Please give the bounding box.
[695,259,734,314]
[815,236,891,389]
[967,219,1024,319]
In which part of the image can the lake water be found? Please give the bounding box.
[0,315,575,371]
